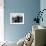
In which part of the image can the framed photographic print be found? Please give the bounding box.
[10,13,24,24]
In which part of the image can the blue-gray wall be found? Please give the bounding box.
[4,0,40,42]
[40,0,46,27]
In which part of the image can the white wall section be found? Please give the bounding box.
[0,0,4,42]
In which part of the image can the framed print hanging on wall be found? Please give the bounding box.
[10,13,24,24]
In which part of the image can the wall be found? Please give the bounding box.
[4,0,40,42]
[40,0,46,27]
[0,0,4,42]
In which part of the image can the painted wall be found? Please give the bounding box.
[4,0,40,42]
[40,0,46,27]
[0,0,4,42]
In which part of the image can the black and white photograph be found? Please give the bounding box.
[10,13,24,24]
